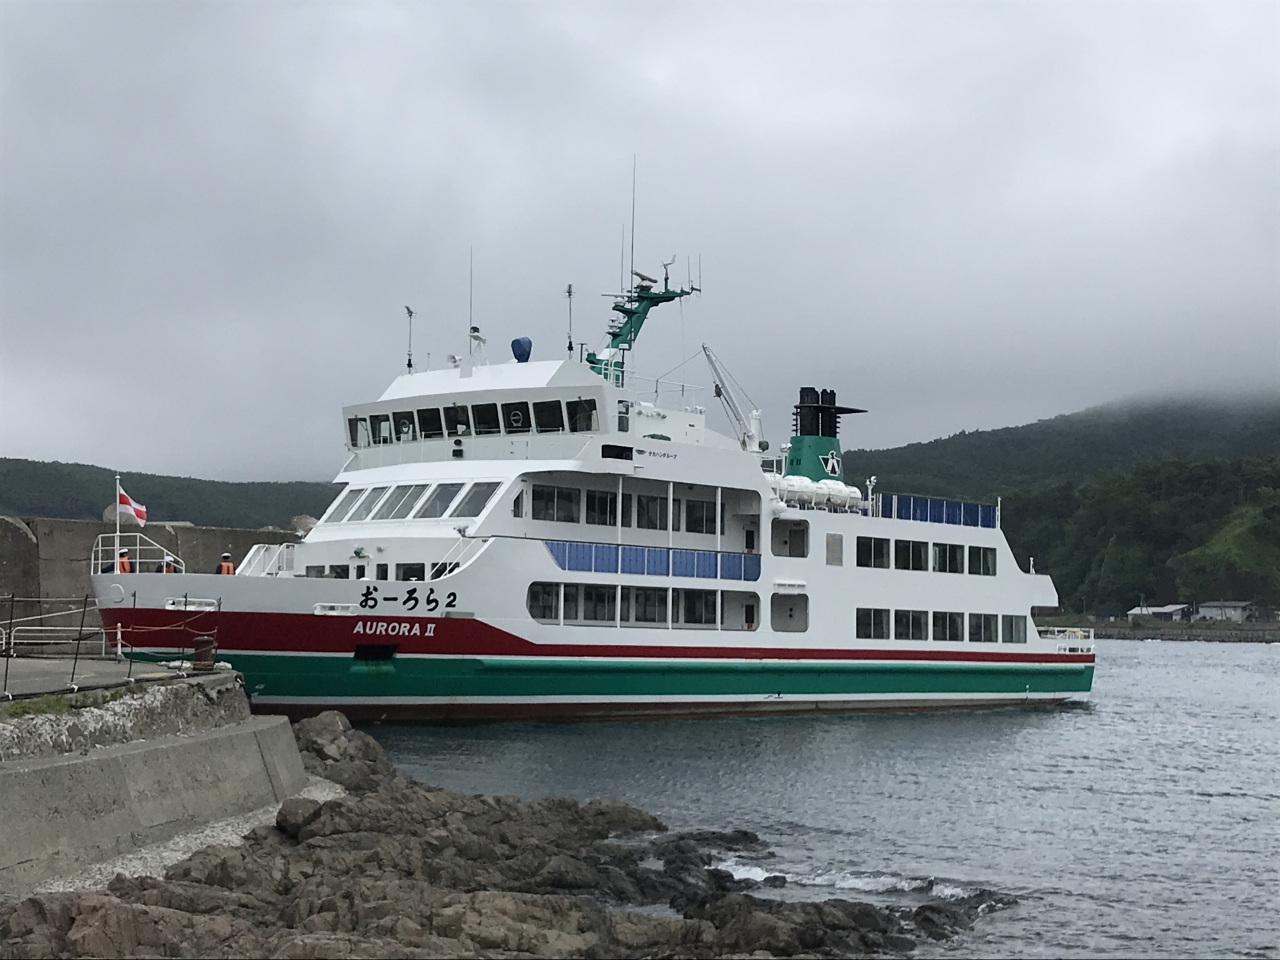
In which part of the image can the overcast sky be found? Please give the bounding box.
[2,1,1276,482]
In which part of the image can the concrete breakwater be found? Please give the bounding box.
[0,710,1007,958]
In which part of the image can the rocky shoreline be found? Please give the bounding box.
[1,713,1010,958]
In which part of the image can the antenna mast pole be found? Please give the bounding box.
[404,306,415,372]
[565,284,574,355]
[629,155,636,288]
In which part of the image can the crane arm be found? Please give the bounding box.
[702,344,762,452]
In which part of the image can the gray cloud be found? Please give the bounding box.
[2,0,1276,481]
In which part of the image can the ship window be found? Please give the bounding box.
[969,546,997,576]
[562,583,579,621]
[633,587,667,623]
[324,487,366,523]
[502,401,532,434]
[617,400,630,433]
[414,482,465,518]
[395,563,426,582]
[450,481,502,518]
[393,411,417,442]
[375,563,388,581]
[685,499,717,534]
[566,398,599,432]
[856,607,890,639]
[417,408,444,439]
[856,536,890,568]
[678,589,717,625]
[511,490,523,517]
[895,540,928,571]
[1002,614,1028,644]
[531,484,580,523]
[444,405,471,437]
[585,490,617,526]
[770,593,808,632]
[933,611,964,641]
[894,609,928,640]
[527,582,560,621]
[825,533,844,566]
[430,561,459,579]
[328,565,350,580]
[347,417,369,448]
[970,613,998,642]
[581,585,616,622]
[621,493,632,527]
[533,400,565,433]
[933,543,965,573]
[305,565,326,578]
[635,494,668,530]
[347,487,390,521]
[370,414,392,445]
[372,484,427,521]
[472,403,501,436]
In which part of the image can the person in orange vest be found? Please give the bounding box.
[116,548,133,574]
[216,552,235,575]
[155,554,177,573]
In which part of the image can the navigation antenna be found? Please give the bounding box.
[565,283,574,356]
[404,305,415,372]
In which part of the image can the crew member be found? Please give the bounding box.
[116,549,133,574]
[216,552,235,575]
[155,554,177,574]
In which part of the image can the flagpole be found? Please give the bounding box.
[115,474,121,573]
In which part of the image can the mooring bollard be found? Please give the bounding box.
[193,636,216,672]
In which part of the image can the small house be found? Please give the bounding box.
[1196,600,1257,623]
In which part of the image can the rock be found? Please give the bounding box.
[277,798,323,838]
[763,874,788,888]
[532,854,599,890]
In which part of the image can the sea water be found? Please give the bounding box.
[374,639,1280,958]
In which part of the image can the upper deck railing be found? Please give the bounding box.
[92,533,186,574]
[875,493,999,529]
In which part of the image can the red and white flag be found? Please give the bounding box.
[117,489,147,527]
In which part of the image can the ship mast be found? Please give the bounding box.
[586,258,697,386]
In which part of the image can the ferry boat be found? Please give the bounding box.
[91,266,1095,720]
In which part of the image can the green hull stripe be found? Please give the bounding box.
[223,653,1094,700]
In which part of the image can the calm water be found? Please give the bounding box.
[373,640,1280,958]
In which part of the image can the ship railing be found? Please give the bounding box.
[544,540,763,582]
[430,536,490,579]
[238,542,297,577]
[91,533,186,574]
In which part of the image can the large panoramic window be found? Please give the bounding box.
[347,487,389,522]
[894,540,928,571]
[1002,614,1028,644]
[414,483,465,518]
[527,582,559,621]
[371,484,429,521]
[581,585,616,622]
[450,482,502,518]
[933,611,964,641]
[633,587,668,623]
[856,536,890,569]
[969,546,997,576]
[894,609,928,640]
[678,589,718,625]
[585,490,617,526]
[324,488,366,523]
[531,485,580,523]
[684,499,717,534]
[933,543,965,574]
[856,607,890,640]
[969,613,998,643]
[635,494,668,530]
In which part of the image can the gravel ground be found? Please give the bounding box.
[36,776,345,893]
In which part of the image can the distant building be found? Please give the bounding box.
[1127,603,1190,622]
[1196,600,1258,623]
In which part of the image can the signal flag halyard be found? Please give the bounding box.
[117,489,147,527]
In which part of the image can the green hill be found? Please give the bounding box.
[0,459,339,529]
[842,395,1280,501]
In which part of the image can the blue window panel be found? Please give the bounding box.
[646,548,669,576]
[929,499,945,523]
[593,543,619,573]
[621,546,646,574]
[979,504,997,528]
[672,550,697,577]
[912,496,928,522]
[896,496,912,520]
[962,502,980,527]
[696,551,718,578]
[545,541,569,569]
[945,501,962,525]
[567,541,594,571]
[743,553,762,581]
[720,552,744,580]
[880,494,893,518]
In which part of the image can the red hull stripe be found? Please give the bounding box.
[102,608,1096,666]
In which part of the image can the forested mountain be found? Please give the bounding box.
[841,396,1280,501]
[0,459,338,529]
